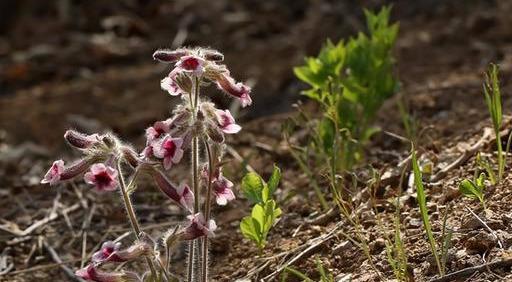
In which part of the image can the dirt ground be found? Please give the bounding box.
[2,0,512,281]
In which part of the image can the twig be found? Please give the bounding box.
[225,145,256,172]
[429,257,512,282]
[43,240,84,282]
[0,203,81,237]
[260,222,343,281]
[430,128,492,182]
[464,205,503,249]
[80,204,96,268]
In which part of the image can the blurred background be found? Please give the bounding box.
[2,0,510,151]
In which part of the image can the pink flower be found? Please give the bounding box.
[92,241,152,263]
[152,136,184,170]
[145,120,171,142]
[84,163,118,191]
[41,158,95,186]
[181,213,217,240]
[216,73,252,107]
[92,241,121,263]
[152,170,194,212]
[176,55,205,76]
[75,264,140,282]
[160,69,184,96]
[41,160,64,185]
[153,49,189,63]
[213,176,235,205]
[64,130,100,149]
[215,109,241,134]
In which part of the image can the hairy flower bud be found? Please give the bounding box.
[64,130,100,149]
[153,49,188,63]
[202,49,224,62]
[215,73,252,107]
[206,123,225,143]
[151,169,194,211]
[121,146,140,168]
[41,157,97,186]
[102,135,117,149]
[92,240,152,263]
[179,213,217,241]
[75,264,141,282]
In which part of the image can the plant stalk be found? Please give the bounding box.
[116,161,158,281]
[187,76,201,282]
[201,141,214,282]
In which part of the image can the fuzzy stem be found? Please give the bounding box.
[116,161,158,281]
[201,141,214,282]
[187,76,201,282]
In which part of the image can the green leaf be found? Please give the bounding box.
[251,203,266,231]
[412,146,442,275]
[261,185,270,203]
[240,216,261,244]
[242,172,265,204]
[267,165,281,194]
[459,179,481,200]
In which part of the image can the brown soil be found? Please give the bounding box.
[2,1,512,282]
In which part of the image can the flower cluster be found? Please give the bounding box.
[41,47,251,281]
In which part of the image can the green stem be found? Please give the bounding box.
[116,161,158,281]
[187,76,201,282]
[201,141,214,282]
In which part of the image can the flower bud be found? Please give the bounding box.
[121,146,140,168]
[75,264,141,282]
[92,240,152,263]
[179,213,217,241]
[153,49,188,63]
[202,49,224,62]
[215,73,252,107]
[151,169,194,211]
[41,157,96,186]
[64,130,100,149]
[174,72,192,94]
[206,123,225,143]
[102,135,116,149]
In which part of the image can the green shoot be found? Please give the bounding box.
[281,258,334,282]
[483,63,504,182]
[440,204,453,275]
[240,165,282,252]
[458,173,486,210]
[476,152,497,185]
[294,6,399,172]
[411,146,443,276]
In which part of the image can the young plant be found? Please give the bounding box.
[293,6,399,172]
[483,63,505,182]
[411,146,443,276]
[41,47,253,282]
[281,257,334,282]
[459,172,487,210]
[240,165,282,252]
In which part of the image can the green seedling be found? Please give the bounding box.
[281,257,334,282]
[459,173,487,210]
[294,6,399,172]
[412,146,443,276]
[483,63,505,182]
[240,165,282,252]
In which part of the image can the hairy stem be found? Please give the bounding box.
[201,141,214,282]
[116,161,158,281]
[187,76,201,282]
